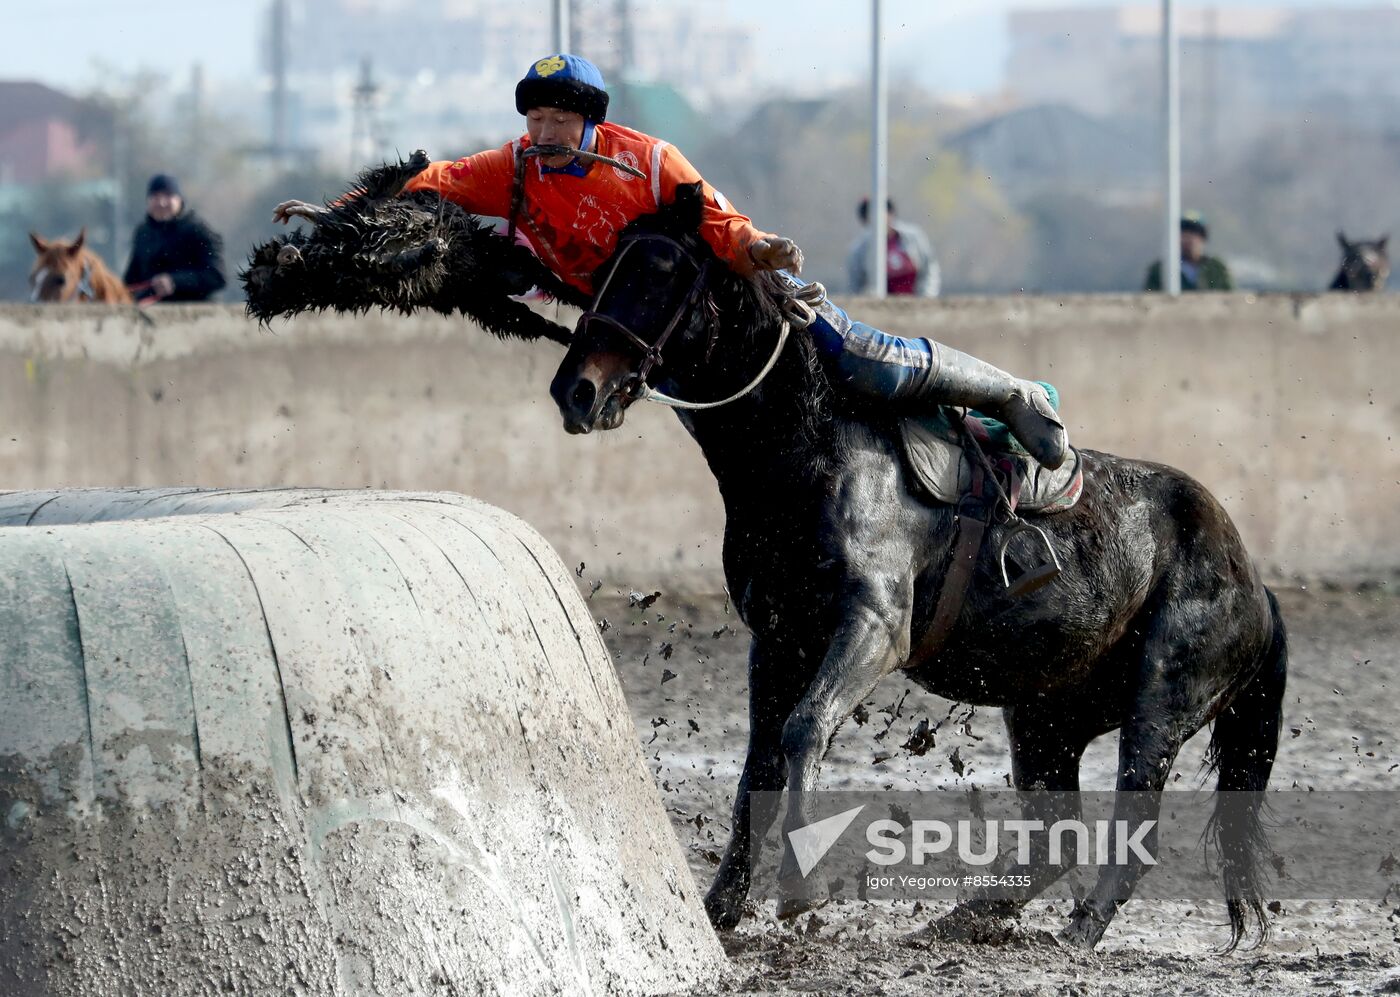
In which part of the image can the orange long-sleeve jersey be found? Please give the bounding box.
[402,122,773,295]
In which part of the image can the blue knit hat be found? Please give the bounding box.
[515,54,609,122]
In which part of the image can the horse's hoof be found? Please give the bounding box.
[906,904,1017,946]
[775,873,831,921]
[775,892,830,921]
[1057,915,1105,950]
[703,888,744,931]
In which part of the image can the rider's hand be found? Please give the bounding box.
[272,199,329,225]
[749,236,804,274]
[150,273,176,298]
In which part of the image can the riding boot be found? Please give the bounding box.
[919,342,1070,470]
[775,271,1070,469]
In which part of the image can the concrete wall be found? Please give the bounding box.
[0,295,1395,587]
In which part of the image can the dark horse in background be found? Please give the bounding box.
[1330,232,1390,291]
[548,184,1287,950]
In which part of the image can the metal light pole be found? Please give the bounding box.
[552,0,570,53]
[1162,0,1181,296]
[110,104,127,266]
[870,0,888,298]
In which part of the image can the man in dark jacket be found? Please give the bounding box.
[1145,213,1233,292]
[124,174,226,302]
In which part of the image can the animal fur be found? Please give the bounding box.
[241,151,588,344]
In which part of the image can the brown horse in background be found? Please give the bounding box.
[27,229,132,303]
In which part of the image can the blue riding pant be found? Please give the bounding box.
[776,272,935,400]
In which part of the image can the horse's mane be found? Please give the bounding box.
[617,185,844,470]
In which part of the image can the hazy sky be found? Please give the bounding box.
[1,0,1385,97]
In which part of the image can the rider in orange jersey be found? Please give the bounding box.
[275,54,1067,467]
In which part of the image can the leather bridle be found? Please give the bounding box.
[30,260,95,302]
[576,232,791,411]
[578,232,715,396]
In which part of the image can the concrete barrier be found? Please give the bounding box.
[0,296,1395,583]
[0,488,724,997]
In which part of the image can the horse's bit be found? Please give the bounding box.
[578,232,792,411]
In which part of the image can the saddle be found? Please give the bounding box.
[898,408,1084,515]
[899,407,1086,666]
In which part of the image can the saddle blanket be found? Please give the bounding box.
[899,408,1085,514]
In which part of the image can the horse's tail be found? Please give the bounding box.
[1203,586,1288,951]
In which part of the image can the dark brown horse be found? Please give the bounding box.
[27,229,132,304]
[1330,232,1390,291]
[547,184,1287,951]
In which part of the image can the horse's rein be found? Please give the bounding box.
[636,319,790,411]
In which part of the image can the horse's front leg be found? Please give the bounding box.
[775,592,908,917]
[704,638,809,929]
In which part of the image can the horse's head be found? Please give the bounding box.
[1336,231,1390,291]
[550,183,775,434]
[28,229,89,302]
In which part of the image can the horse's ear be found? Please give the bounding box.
[672,182,705,230]
[29,231,47,253]
[69,228,86,254]
[1337,231,1351,252]
[1379,235,1389,253]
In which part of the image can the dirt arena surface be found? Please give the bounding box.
[593,584,1400,995]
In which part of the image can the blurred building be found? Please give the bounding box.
[943,104,1156,201]
[267,0,757,164]
[0,82,110,186]
[1007,6,1400,139]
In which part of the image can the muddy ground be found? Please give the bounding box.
[592,585,1400,996]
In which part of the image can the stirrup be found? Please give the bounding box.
[997,519,1062,598]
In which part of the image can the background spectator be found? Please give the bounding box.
[847,198,940,297]
[123,174,226,303]
[1145,213,1233,292]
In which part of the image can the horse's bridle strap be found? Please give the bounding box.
[578,230,791,411]
[76,261,95,301]
[578,233,712,387]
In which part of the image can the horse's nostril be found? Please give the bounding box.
[570,381,596,414]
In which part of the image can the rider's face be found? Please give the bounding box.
[526,107,587,167]
[147,192,182,222]
[1180,230,1206,263]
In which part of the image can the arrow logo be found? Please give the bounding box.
[787,805,865,878]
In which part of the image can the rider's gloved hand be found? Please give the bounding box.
[748,236,804,274]
[779,280,828,330]
[272,200,330,225]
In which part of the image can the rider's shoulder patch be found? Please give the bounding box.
[611,149,641,182]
